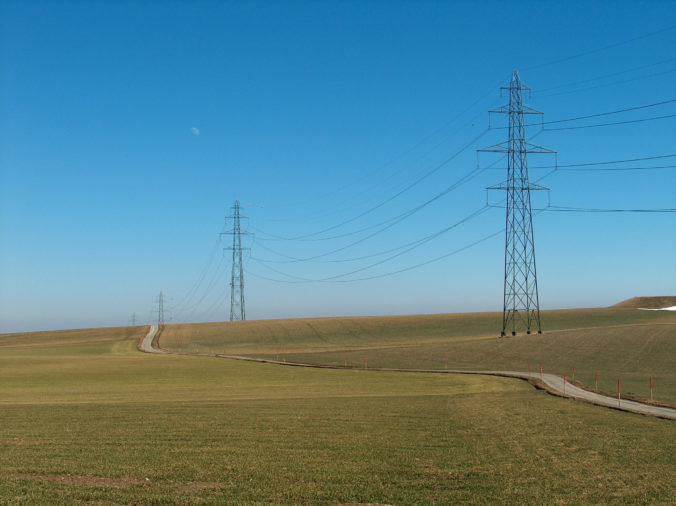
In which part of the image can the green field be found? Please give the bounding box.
[161,307,676,405]
[1,320,676,504]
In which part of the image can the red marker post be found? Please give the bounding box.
[528,363,531,375]
[444,358,448,370]
[539,363,543,380]
[618,379,621,407]
[364,358,368,370]
[572,366,575,383]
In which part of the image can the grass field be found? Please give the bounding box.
[2,324,675,503]
[160,307,676,405]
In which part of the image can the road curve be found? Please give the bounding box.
[144,331,676,420]
[465,370,676,420]
[138,324,164,353]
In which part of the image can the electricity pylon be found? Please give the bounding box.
[155,291,165,326]
[129,312,137,326]
[223,200,250,321]
[481,70,555,336]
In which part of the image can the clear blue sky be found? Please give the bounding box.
[1,1,675,332]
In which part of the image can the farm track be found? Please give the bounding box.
[141,326,676,420]
[139,325,164,353]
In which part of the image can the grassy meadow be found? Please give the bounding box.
[161,307,676,405]
[1,323,675,503]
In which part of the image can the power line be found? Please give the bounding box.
[171,236,223,315]
[557,164,676,172]
[201,286,231,322]
[542,98,676,125]
[248,227,504,284]
[530,153,676,169]
[488,204,676,213]
[247,151,504,266]
[489,98,676,130]
[536,67,676,99]
[522,23,676,71]
[251,205,491,282]
[546,206,676,213]
[534,56,676,93]
[250,163,490,264]
[546,112,676,131]
[181,254,228,321]
[252,201,491,265]
[252,128,490,241]
[259,88,501,220]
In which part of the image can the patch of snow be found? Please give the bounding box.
[638,306,676,311]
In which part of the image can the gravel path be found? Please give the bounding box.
[463,369,676,420]
[139,325,164,353]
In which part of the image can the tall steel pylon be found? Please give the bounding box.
[481,70,555,337]
[224,200,249,321]
[155,291,165,326]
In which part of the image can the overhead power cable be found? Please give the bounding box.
[490,98,676,130]
[252,201,490,265]
[180,254,228,321]
[537,68,676,99]
[545,206,676,213]
[534,56,676,93]
[557,164,676,172]
[250,151,508,264]
[171,238,222,315]
[248,227,504,284]
[530,153,676,169]
[261,88,501,220]
[251,205,492,282]
[522,23,676,71]
[252,128,490,241]
[250,162,490,264]
[546,112,676,131]
[488,204,676,214]
[542,98,676,125]
[201,286,231,322]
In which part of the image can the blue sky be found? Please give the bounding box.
[1,1,675,332]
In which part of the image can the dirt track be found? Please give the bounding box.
[139,325,164,353]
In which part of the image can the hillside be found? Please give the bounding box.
[612,296,676,309]
[160,307,676,404]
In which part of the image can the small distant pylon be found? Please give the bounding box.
[480,70,555,337]
[155,291,165,326]
[129,312,137,326]
[223,200,250,321]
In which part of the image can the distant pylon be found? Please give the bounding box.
[481,70,555,337]
[130,312,137,326]
[224,200,250,321]
[155,291,165,326]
